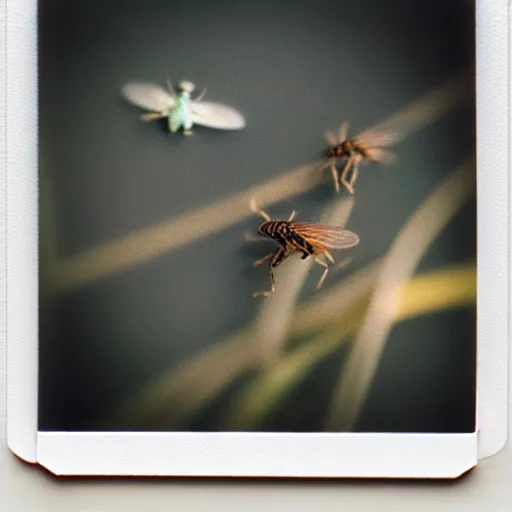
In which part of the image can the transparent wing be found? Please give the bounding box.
[364,147,397,165]
[324,129,337,146]
[325,121,349,146]
[355,129,400,148]
[192,101,246,130]
[121,82,176,112]
[337,121,349,143]
[292,223,360,250]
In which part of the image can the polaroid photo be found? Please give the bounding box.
[5,0,509,478]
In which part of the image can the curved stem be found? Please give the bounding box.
[324,157,476,431]
[105,262,475,430]
[224,262,476,430]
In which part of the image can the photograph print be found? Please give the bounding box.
[38,0,477,435]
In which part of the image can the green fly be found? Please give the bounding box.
[121,79,246,135]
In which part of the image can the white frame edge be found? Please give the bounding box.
[475,0,510,459]
[37,432,477,478]
[3,0,508,475]
[5,0,38,463]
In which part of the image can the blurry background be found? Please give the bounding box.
[38,0,476,432]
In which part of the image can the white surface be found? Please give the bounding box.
[1,449,512,512]
[4,0,38,463]
[475,0,510,460]
[2,0,509,484]
[36,432,477,478]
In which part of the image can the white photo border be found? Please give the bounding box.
[3,0,508,477]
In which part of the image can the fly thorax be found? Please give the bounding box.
[352,140,368,156]
[171,94,193,125]
[342,140,356,154]
[329,144,348,158]
[175,94,191,110]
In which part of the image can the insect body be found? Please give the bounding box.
[121,79,246,135]
[323,121,397,194]
[250,200,360,297]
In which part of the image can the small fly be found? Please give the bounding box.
[250,199,360,297]
[121,79,246,135]
[323,121,398,194]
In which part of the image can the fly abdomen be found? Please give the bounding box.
[289,230,315,256]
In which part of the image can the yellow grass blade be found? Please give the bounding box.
[106,262,475,430]
[324,157,476,430]
[224,263,476,430]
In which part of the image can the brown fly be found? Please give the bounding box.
[323,121,398,194]
[250,199,360,297]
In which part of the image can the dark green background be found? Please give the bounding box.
[38,0,476,432]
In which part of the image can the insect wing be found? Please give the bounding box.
[292,223,360,250]
[337,121,349,143]
[192,101,246,130]
[355,129,399,148]
[324,129,337,146]
[121,82,176,112]
[325,122,349,146]
[364,147,397,165]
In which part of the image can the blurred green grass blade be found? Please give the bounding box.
[47,71,473,295]
[251,196,355,367]
[39,164,59,289]
[324,156,476,431]
[108,262,475,430]
[106,253,382,429]
[223,262,476,430]
[103,332,259,430]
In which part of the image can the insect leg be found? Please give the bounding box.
[288,210,297,221]
[348,156,362,190]
[333,255,353,273]
[314,256,330,291]
[194,86,207,102]
[349,164,359,189]
[166,79,177,100]
[340,156,355,195]
[250,198,271,221]
[183,120,194,136]
[254,251,275,267]
[330,162,341,193]
[323,250,335,264]
[253,247,289,297]
[140,112,166,122]
[297,244,313,260]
